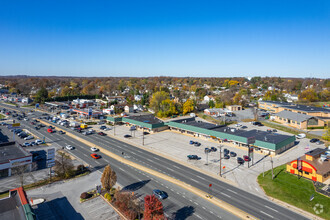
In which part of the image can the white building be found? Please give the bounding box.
[203,95,215,102]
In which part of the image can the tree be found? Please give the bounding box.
[322,127,330,141]
[144,195,165,220]
[12,163,37,187]
[208,100,215,108]
[150,91,170,113]
[54,151,74,178]
[299,89,318,102]
[183,99,194,115]
[35,87,48,103]
[101,164,117,191]
[157,99,177,118]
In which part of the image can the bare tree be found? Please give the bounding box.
[252,107,258,121]
[54,151,74,178]
[12,162,37,187]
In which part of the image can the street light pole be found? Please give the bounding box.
[142,127,144,145]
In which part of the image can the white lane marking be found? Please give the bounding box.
[194,202,198,205]
[154,157,160,160]
[193,213,202,219]
[196,175,205,180]
[264,205,279,213]
[146,158,153,162]
[227,189,238,194]
[182,195,186,198]
[172,165,181,169]
[167,167,174,172]
[131,152,136,155]
[220,192,231,198]
[202,207,206,210]
[260,210,274,218]
[190,178,199,183]
[118,167,125,172]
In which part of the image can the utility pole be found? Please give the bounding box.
[113,122,115,136]
[219,145,223,177]
[271,156,274,180]
[142,127,144,145]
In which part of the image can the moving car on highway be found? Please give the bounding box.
[91,153,101,159]
[65,145,74,150]
[90,147,98,152]
[153,189,168,200]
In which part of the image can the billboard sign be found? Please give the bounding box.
[47,148,56,168]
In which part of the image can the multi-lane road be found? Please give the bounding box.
[1,103,309,220]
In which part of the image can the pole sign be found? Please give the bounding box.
[47,148,56,168]
[247,136,256,145]
[88,108,93,116]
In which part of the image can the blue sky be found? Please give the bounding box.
[0,0,329,78]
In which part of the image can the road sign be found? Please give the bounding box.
[47,162,55,168]
[47,148,55,160]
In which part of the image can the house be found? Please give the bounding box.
[134,95,142,102]
[286,148,330,183]
[203,95,215,102]
[21,97,33,104]
[125,105,134,113]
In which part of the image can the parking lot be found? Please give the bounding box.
[90,120,326,197]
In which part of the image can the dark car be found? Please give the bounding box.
[187,155,199,160]
[59,130,66,134]
[100,126,106,130]
[124,134,132,138]
[143,131,149,135]
[189,140,195,145]
[310,138,319,143]
[204,148,211,153]
[223,155,230,159]
[230,152,237,157]
[98,132,106,136]
[223,148,230,155]
[153,189,168,200]
[194,142,201,147]
[34,126,40,130]
[210,147,217,152]
[237,157,244,164]
[243,155,251,162]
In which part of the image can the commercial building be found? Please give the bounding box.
[227,105,242,111]
[72,108,103,119]
[0,187,35,220]
[286,148,330,183]
[106,114,168,133]
[0,141,32,177]
[166,117,295,155]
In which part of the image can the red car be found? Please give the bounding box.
[91,153,101,159]
[243,155,251,162]
[98,132,106,136]
[47,128,53,133]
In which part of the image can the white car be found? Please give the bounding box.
[24,118,29,121]
[23,142,30,147]
[235,124,242,127]
[35,139,43,145]
[104,127,111,131]
[296,133,306,139]
[24,135,34,140]
[90,147,98,152]
[65,145,74,150]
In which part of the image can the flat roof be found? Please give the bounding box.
[212,127,292,144]
[275,110,313,123]
[259,100,330,113]
[171,118,222,130]
[305,148,325,157]
[125,114,163,125]
[0,141,31,164]
[0,189,26,220]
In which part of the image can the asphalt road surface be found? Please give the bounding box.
[1,103,310,220]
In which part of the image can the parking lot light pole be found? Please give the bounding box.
[142,127,144,146]
[219,145,223,177]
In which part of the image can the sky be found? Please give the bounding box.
[0,0,329,78]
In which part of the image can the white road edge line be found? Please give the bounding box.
[264,205,279,213]
[260,210,274,218]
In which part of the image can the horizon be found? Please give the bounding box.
[0,0,329,78]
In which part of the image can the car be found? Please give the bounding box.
[230,152,237,157]
[235,123,242,127]
[143,131,149,135]
[91,147,99,152]
[23,142,30,147]
[24,118,29,121]
[124,134,132,138]
[187,155,199,160]
[153,189,168,200]
[267,129,272,133]
[210,147,217,152]
[47,128,53,133]
[91,153,101,159]
[100,126,106,130]
[24,135,34,140]
[98,132,106,136]
[204,148,211,153]
[194,142,201,147]
[251,121,262,126]
[104,127,111,131]
[223,155,230,159]
[223,148,229,155]
[34,126,40,130]
[20,134,28,139]
[316,140,324,145]
[237,157,244,164]
[35,139,43,145]
[66,145,74,150]
[189,140,195,145]
[310,138,319,143]
[59,130,66,134]
[243,155,251,162]
[296,133,306,139]
[272,129,277,132]
[30,141,37,146]
[30,122,35,125]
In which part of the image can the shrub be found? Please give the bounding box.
[80,192,90,199]
[104,193,112,202]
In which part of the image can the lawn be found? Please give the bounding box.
[0,114,5,119]
[258,164,330,220]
